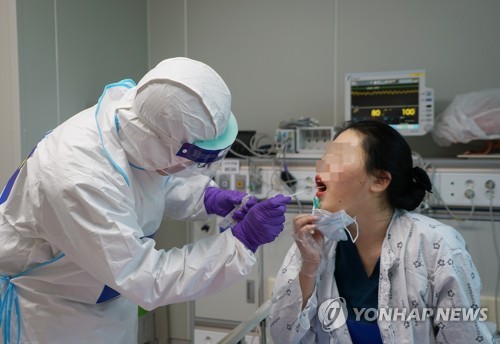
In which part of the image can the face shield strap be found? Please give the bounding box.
[176,142,230,167]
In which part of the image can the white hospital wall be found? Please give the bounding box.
[5,2,500,203]
[16,0,149,158]
[149,0,500,158]
[334,0,500,158]
[0,0,21,186]
[150,0,336,151]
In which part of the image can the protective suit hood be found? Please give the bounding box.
[109,57,235,171]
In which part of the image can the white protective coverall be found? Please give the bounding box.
[0,58,255,344]
[269,210,494,344]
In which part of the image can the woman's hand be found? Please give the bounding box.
[292,214,325,277]
[293,214,325,309]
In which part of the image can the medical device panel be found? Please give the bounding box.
[345,69,434,136]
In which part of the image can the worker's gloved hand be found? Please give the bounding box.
[204,187,256,217]
[232,197,259,222]
[231,194,291,252]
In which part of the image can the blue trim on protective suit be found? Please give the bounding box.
[113,112,146,171]
[96,285,121,304]
[95,231,156,304]
[0,145,37,205]
[0,253,65,344]
[95,79,136,186]
[0,170,21,206]
[129,162,146,171]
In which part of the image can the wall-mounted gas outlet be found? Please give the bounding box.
[217,174,231,190]
[430,172,500,208]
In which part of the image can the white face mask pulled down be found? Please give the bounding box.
[312,208,359,243]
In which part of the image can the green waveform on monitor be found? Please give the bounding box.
[352,89,419,96]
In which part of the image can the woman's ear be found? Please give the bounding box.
[371,170,391,192]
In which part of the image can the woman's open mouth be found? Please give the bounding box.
[315,175,327,197]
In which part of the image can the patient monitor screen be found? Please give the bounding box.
[345,70,432,136]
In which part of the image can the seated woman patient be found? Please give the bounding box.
[269,120,493,344]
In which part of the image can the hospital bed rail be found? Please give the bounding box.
[217,299,271,344]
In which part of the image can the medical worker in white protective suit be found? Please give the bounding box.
[0,57,291,344]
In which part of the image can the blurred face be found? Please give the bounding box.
[156,164,184,176]
[156,157,196,176]
[315,129,372,214]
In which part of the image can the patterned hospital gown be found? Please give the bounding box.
[269,209,494,344]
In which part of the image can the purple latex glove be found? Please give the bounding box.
[204,187,251,217]
[231,194,292,252]
[232,197,259,222]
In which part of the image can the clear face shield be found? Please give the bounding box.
[160,143,230,178]
[159,113,238,179]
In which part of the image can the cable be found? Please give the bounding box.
[279,143,298,194]
[249,133,275,154]
[423,162,477,221]
[230,137,276,158]
[227,129,286,159]
[429,186,476,221]
[278,117,320,129]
